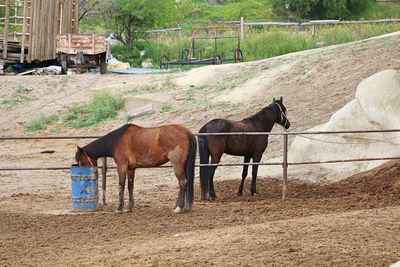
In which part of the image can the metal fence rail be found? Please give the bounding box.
[1,129,400,201]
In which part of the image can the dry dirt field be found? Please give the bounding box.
[1,32,400,266]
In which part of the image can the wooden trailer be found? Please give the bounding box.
[0,0,78,74]
[57,33,109,74]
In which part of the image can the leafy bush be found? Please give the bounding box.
[111,41,169,68]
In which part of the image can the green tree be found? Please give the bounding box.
[103,0,177,47]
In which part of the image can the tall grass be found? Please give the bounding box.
[111,21,400,69]
[63,91,124,129]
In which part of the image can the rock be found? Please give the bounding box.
[265,69,400,183]
[127,104,154,119]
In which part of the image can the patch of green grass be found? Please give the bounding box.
[1,85,34,109]
[63,91,124,128]
[161,104,173,111]
[25,114,59,132]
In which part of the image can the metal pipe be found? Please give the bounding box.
[1,129,399,140]
[282,134,288,199]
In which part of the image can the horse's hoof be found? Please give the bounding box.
[251,192,258,196]
[126,203,133,212]
[237,191,243,196]
[117,204,123,213]
[173,206,183,213]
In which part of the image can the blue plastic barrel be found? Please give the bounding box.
[71,166,99,210]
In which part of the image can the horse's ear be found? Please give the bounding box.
[77,146,83,152]
[273,97,276,101]
[280,96,283,102]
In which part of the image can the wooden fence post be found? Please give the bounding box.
[101,157,107,205]
[240,17,244,40]
[177,23,181,39]
[282,133,288,199]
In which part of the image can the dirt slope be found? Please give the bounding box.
[0,32,400,266]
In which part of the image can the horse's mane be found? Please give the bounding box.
[84,123,132,158]
[246,102,278,123]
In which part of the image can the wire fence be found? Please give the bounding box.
[1,129,400,201]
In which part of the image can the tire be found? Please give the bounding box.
[61,53,68,74]
[99,53,107,74]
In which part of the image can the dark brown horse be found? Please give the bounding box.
[75,123,197,213]
[198,97,290,200]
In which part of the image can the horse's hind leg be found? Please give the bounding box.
[171,161,187,213]
[208,152,223,200]
[117,165,128,213]
[126,168,135,212]
[237,156,251,196]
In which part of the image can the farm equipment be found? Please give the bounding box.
[160,25,243,69]
[56,33,109,74]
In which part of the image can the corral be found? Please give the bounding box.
[0,32,400,266]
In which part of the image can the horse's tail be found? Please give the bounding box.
[198,133,209,199]
[185,134,197,209]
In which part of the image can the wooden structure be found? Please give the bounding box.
[0,0,78,72]
[57,33,109,74]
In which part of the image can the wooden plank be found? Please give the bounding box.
[27,0,33,62]
[3,0,9,59]
[20,0,27,63]
[127,104,154,120]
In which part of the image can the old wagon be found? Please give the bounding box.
[0,0,78,74]
[160,25,243,69]
[56,33,109,74]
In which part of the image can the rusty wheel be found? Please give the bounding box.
[214,54,222,65]
[160,55,169,70]
[234,48,243,63]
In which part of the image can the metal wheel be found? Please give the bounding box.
[234,48,243,63]
[99,53,107,74]
[160,55,169,70]
[61,53,68,74]
[214,54,222,65]
[181,49,190,60]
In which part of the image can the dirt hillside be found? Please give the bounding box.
[0,32,400,266]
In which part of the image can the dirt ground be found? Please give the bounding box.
[1,32,400,266]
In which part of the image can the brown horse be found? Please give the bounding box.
[75,123,197,213]
[198,97,290,200]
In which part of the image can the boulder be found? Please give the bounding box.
[263,69,400,183]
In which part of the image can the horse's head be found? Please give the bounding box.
[273,96,290,129]
[75,146,97,166]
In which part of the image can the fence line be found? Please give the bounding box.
[1,129,400,200]
[147,18,400,40]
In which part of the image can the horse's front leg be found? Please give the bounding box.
[126,168,135,212]
[117,165,128,213]
[251,153,262,196]
[237,156,251,196]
